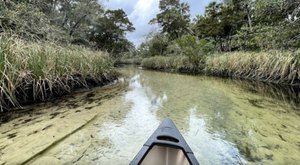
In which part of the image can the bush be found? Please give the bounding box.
[174,35,215,71]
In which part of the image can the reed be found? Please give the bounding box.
[116,58,143,65]
[206,51,300,85]
[140,51,300,85]
[141,56,195,72]
[0,35,116,111]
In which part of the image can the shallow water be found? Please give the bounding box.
[0,66,300,164]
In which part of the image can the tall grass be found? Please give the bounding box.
[141,56,195,72]
[0,35,116,111]
[140,51,300,85]
[206,51,300,85]
[116,57,143,65]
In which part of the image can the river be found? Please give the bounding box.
[0,66,299,165]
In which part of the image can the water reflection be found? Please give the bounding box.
[93,74,160,164]
[94,71,245,164]
[185,108,245,164]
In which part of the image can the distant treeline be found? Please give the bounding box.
[132,0,300,58]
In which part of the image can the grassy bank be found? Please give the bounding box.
[0,36,117,112]
[141,56,196,72]
[141,51,300,85]
[206,51,300,85]
[115,58,143,65]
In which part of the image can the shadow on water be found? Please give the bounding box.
[0,82,126,125]
[237,80,300,110]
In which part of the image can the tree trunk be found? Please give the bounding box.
[247,13,253,32]
[219,37,223,51]
[69,14,87,36]
[61,12,69,27]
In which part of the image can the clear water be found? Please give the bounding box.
[0,66,299,165]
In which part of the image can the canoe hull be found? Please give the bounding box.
[130,118,199,165]
[141,145,190,165]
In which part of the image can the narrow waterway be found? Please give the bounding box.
[0,66,300,165]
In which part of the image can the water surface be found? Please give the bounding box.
[0,66,299,165]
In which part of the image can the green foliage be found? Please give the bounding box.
[136,32,169,57]
[151,0,191,40]
[141,56,194,71]
[193,1,246,51]
[174,35,214,70]
[191,0,300,51]
[0,0,135,56]
[234,23,300,50]
[117,58,143,65]
[89,9,135,56]
[0,2,67,41]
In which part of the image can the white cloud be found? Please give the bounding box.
[127,0,159,46]
[102,0,136,12]
[101,0,159,46]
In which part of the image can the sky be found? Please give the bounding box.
[102,0,217,47]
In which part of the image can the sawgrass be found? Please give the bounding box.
[206,51,300,85]
[141,56,195,72]
[116,58,143,65]
[140,51,300,85]
[0,35,116,111]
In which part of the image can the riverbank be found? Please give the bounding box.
[135,51,300,86]
[0,36,118,112]
[115,58,143,65]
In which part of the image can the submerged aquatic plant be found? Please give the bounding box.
[0,35,116,111]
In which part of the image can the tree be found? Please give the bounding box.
[0,1,65,40]
[0,0,137,52]
[175,35,214,71]
[233,0,300,50]
[0,0,104,43]
[89,9,135,56]
[151,0,191,40]
[193,1,247,51]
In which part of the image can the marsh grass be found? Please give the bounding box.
[140,51,300,85]
[141,56,195,72]
[116,58,143,65]
[206,51,300,85]
[0,35,116,111]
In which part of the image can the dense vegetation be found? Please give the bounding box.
[128,0,300,85]
[0,35,118,111]
[0,0,135,55]
[0,0,135,111]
